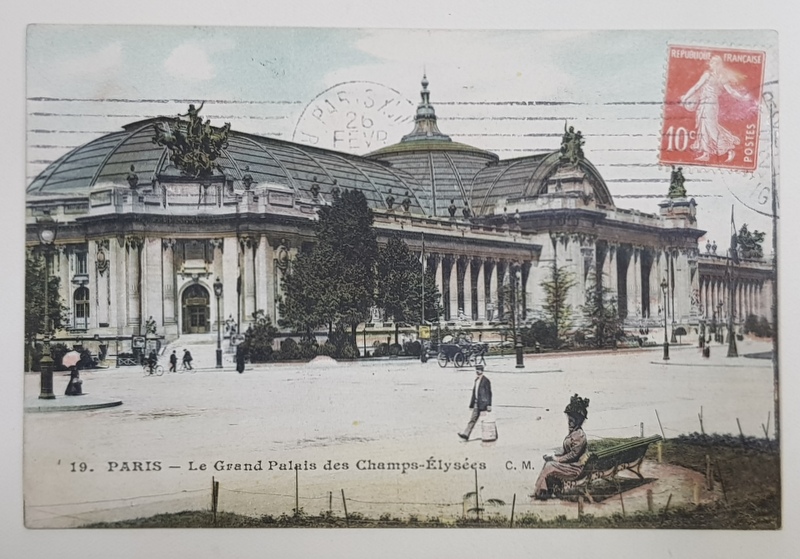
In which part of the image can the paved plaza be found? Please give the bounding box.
[23,339,774,528]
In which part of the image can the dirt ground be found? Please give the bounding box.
[23,340,772,527]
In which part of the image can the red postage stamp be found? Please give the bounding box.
[660,45,765,171]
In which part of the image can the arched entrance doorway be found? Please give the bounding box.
[182,284,210,334]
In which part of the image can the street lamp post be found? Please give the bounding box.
[214,277,223,368]
[37,214,58,399]
[727,289,739,358]
[514,270,524,369]
[660,278,669,360]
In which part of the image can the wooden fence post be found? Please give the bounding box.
[654,409,666,440]
[510,494,516,528]
[646,489,653,513]
[341,489,349,527]
[295,468,299,516]
[660,493,673,526]
[211,476,219,525]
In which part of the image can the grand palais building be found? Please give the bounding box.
[25,78,774,351]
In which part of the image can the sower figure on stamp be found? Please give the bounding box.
[532,394,590,500]
[458,364,492,441]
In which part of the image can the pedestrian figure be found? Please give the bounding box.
[531,394,590,500]
[64,366,83,396]
[458,364,492,441]
[147,349,158,375]
[236,345,245,374]
[182,349,193,370]
[169,350,177,373]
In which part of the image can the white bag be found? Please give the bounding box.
[481,413,498,442]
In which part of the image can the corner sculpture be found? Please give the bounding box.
[668,165,688,198]
[560,122,585,166]
[153,102,231,180]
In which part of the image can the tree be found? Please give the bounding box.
[240,310,279,362]
[580,271,623,348]
[540,262,576,347]
[24,250,68,371]
[280,189,379,354]
[279,242,339,338]
[375,234,443,344]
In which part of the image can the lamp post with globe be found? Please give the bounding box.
[37,213,58,399]
[214,278,223,368]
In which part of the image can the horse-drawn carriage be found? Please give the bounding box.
[437,341,487,368]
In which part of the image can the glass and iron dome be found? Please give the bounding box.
[27,117,433,216]
[365,76,500,218]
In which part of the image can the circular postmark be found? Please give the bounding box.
[293,81,415,154]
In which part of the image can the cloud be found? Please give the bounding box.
[59,42,123,77]
[164,42,216,81]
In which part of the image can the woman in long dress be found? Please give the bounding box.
[680,55,752,162]
[532,394,590,500]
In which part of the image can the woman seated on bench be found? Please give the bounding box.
[532,394,590,500]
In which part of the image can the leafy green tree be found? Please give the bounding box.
[280,242,338,337]
[240,310,279,362]
[280,189,379,354]
[540,262,576,347]
[376,234,443,344]
[25,251,67,371]
[580,271,623,348]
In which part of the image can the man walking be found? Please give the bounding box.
[458,364,492,441]
[169,350,177,373]
[182,349,193,370]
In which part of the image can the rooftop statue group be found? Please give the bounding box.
[153,102,231,180]
[668,165,688,198]
[560,122,585,166]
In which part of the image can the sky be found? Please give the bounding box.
[25,26,779,250]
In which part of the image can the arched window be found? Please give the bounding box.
[74,286,90,330]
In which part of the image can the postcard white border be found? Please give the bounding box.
[4,1,799,558]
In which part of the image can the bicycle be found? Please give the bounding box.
[143,363,164,377]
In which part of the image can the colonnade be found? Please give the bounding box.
[699,275,770,323]
[49,234,293,339]
[426,254,533,322]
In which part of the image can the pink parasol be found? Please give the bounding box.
[61,351,81,368]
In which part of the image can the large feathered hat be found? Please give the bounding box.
[564,394,590,419]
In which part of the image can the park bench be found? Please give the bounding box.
[561,434,663,502]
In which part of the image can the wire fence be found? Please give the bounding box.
[26,409,771,528]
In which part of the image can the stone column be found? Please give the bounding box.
[95,240,110,328]
[222,237,239,327]
[448,256,458,320]
[241,236,257,328]
[143,237,163,331]
[255,235,269,315]
[476,259,486,321]
[161,239,177,332]
[626,249,638,320]
[126,236,143,333]
[265,241,276,323]
[606,245,618,303]
[434,255,444,310]
[524,260,535,320]
[463,258,473,320]
[489,260,498,322]
[110,237,125,332]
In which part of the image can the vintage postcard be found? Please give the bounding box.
[23,27,780,532]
